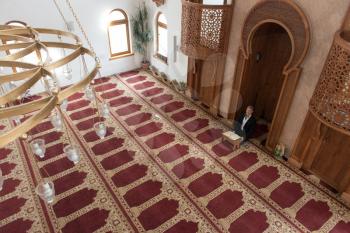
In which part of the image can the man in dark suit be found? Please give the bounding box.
[233,106,256,142]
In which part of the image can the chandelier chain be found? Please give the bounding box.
[52,0,70,30]
[64,0,98,60]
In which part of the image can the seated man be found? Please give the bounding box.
[233,105,256,142]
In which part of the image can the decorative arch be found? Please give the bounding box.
[241,0,310,71]
[227,0,310,150]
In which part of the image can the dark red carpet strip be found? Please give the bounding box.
[207,190,244,219]
[76,117,103,131]
[32,131,63,145]
[100,150,135,170]
[109,96,133,107]
[158,144,189,163]
[0,196,26,220]
[138,198,179,230]
[91,137,124,155]
[0,178,21,197]
[29,121,54,135]
[0,162,16,176]
[42,143,66,161]
[83,127,114,143]
[151,94,173,104]
[330,221,350,233]
[92,77,110,85]
[295,200,332,231]
[161,101,184,113]
[126,75,146,83]
[53,171,87,195]
[0,148,12,160]
[134,81,155,90]
[69,108,97,121]
[116,104,142,116]
[164,220,199,233]
[145,132,175,149]
[135,122,163,137]
[188,172,223,198]
[125,113,152,126]
[40,157,74,177]
[172,158,205,179]
[112,164,148,187]
[53,188,97,217]
[100,89,124,99]
[123,180,162,207]
[94,83,116,92]
[61,208,109,233]
[228,210,269,233]
[67,92,84,101]
[119,70,139,78]
[247,165,280,189]
[171,109,196,122]
[67,99,90,111]
[228,151,259,172]
[0,218,33,233]
[212,141,234,157]
[183,118,209,132]
[141,87,164,97]
[196,128,223,144]
[270,181,304,209]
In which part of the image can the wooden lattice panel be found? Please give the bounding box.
[310,30,350,134]
[180,0,232,60]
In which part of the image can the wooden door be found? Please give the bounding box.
[310,128,350,191]
[239,23,291,122]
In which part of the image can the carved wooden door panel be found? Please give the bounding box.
[310,128,350,192]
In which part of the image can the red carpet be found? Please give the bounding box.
[0,70,349,232]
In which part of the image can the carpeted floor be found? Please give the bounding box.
[0,70,349,232]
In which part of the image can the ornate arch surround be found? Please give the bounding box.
[228,0,310,150]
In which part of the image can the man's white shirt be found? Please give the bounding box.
[241,115,251,131]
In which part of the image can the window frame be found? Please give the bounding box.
[107,9,132,59]
[155,12,168,64]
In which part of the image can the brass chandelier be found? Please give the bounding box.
[0,0,110,203]
[0,26,99,146]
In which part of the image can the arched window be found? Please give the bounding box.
[108,9,131,58]
[156,12,167,63]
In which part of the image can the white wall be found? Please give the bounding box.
[0,0,142,93]
[146,0,188,82]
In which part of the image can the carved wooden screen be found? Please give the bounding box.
[310,31,350,135]
[180,0,232,59]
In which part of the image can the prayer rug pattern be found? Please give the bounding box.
[0,70,349,233]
